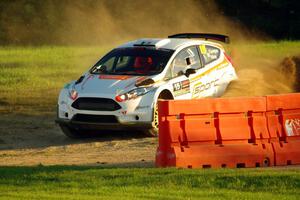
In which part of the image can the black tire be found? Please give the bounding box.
[59,124,89,139]
[143,128,158,137]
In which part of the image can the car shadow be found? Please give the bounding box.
[0,113,154,151]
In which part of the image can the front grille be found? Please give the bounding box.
[72,97,121,111]
[72,114,118,123]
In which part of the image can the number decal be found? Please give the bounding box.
[173,80,190,96]
[173,82,182,91]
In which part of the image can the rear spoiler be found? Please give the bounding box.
[168,33,230,44]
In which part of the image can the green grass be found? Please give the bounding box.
[0,46,111,114]
[230,41,300,58]
[0,166,299,199]
[0,41,299,114]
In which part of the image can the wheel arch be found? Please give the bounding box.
[149,89,174,134]
[158,89,174,100]
[152,88,174,113]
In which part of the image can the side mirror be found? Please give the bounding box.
[185,68,196,77]
[177,70,184,76]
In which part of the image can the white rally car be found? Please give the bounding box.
[56,33,237,138]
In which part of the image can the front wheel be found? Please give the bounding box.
[143,103,159,137]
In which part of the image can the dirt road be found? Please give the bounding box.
[0,114,156,166]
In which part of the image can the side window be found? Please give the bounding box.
[199,45,221,65]
[167,46,202,78]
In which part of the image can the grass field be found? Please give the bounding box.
[0,41,299,114]
[0,46,110,114]
[0,166,299,199]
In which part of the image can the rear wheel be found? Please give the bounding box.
[59,124,89,139]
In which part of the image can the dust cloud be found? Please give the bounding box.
[224,55,300,97]
[2,0,298,95]
[56,0,249,45]
[57,0,298,96]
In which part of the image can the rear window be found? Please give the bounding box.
[90,47,174,76]
[199,45,221,65]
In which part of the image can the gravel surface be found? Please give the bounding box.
[0,114,157,166]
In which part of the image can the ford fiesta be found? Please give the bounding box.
[56,33,237,138]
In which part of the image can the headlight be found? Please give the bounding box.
[115,87,150,102]
[69,89,78,100]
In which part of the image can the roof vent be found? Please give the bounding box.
[133,40,155,47]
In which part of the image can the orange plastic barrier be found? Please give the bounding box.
[266,93,300,166]
[156,97,274,168]
[156,93,300,168]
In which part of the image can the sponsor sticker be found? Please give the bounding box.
[173,80,190,96]
[192,79,218,98]
[125,76,147,89]
[99,75,131,80]
[120,111,127,115]
[200,45,207,54]
[285,119,300,136]
[135,105,150,110]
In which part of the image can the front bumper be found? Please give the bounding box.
[55,117,153,131]
[57,88,156,131]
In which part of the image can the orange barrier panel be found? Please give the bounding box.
[156,97,274,168]
[266,93,300,166]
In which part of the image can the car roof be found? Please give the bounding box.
[118,38,224,51]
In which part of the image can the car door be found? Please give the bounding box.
[164,46,203,100]
[189,44,222,98]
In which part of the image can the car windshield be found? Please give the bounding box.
[90,47,174,76]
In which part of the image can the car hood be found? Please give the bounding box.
[74,74,154,96]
